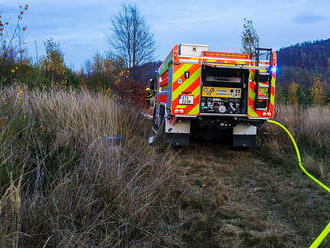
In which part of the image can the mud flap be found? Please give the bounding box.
[166,133,190,146]
[165,118,191,146]
[232,124,257,147]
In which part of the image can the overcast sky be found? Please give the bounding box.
[1,0,329,69]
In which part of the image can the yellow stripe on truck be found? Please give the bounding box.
[176,87,201,109]
[173,64,193,82]
[191,86,200,98]
[248,106,259,117]
[172,67,201,100]
[188,104,200,115]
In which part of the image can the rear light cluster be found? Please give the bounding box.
[174,108,185,114]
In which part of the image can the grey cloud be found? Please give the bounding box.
[293,13,326,24]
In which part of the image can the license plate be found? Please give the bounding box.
[179,95,194,105]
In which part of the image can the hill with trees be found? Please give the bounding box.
[276,38,330,89]
[275,38,330,105]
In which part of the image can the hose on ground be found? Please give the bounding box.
[267,120,329,248]
[267,120,329,193]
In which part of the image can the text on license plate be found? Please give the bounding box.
[179,95,194,105]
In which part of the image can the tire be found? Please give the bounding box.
[152,106,158,130]
[159,105,165,128]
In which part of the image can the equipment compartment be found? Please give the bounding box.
[200,67,249,114]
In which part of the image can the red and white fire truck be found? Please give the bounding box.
[151,44,277,147]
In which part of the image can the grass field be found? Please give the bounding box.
[0,86,329,247]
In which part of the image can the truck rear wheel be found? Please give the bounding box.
[152,107,157,130]
[153,105,165,131]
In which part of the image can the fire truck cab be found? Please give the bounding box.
[152,43,276,147]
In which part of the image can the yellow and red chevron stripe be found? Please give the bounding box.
[171,61,201,115]
[248,69,276,118]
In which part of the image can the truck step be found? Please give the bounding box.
[257,83,270,88]
[256,96,268,100]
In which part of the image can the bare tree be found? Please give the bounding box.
[241,18,259,58]
[0,5,28,62]
[91,52,104,74]
[84,58,92,77]
[107,3,155,78]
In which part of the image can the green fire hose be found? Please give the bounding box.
[267,120,329,248]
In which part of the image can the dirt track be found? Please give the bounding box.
[174,142,329,248]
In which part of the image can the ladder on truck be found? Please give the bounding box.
[254,48,273,111]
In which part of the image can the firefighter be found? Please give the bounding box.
[146,79,155,106]
[146,87,152,106]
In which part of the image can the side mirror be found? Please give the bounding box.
[149,79,155,90]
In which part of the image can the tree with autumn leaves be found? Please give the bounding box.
[0,5,80,88]
[285,76,327,106]
[288,82,299,105]
[41,39,66,83]
[310,77,326,105]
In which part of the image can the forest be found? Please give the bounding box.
[276,39,330,105]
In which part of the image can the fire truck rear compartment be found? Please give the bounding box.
[200,66,249,115]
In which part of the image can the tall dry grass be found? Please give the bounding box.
[0,87,184,247]
[274,104,330,137]
[258,105,330,247]
[262,104,330,183]
[1,87,329,247]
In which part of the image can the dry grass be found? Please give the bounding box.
[176,143,299,248]
[262,104,330,183]
[0,87,184,247]
[1,87,329,248]
[173,104,330,247]
[275,104,330,135]
[257,104,330,247]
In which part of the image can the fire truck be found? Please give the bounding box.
[151,44,277,147]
